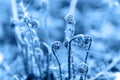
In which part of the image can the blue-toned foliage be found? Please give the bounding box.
[0,0,120,80]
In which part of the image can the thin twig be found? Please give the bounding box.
[90,56,120,80]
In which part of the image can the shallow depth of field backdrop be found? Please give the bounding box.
[0,0,120,80]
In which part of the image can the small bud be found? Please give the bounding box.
[41,42,50,55]
[83,34,92,50]
[52,41,62,52]
[78,62,88,75]
[33,37,40,48]
[31,20,39,28]
[10,19,18,29]
[72,34,84,47]
[84,35,92,45]
[71,34,92,50]
[65,14,76,24]
[24,13,31,24]
[41,0,48,12]
[64,40,69,48]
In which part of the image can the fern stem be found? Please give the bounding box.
[52,48,62,80]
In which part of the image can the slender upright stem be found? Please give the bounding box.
[65,0,78,41]
[39,0,50,43]
[66,2,78,76]
[11,0,19,21]
[68,36,78,80]
[23,45,29,75]
[68,41,72,80]
[84,43,91,80]
[26,22,42,78]
[42,43,51,80]
[69,0,78,15]
[85,52,89,64]
[52,49,62,80]
[47,52,50,80]
[84,43,91,63]
[80,75,83,80]
[71,56,75,80]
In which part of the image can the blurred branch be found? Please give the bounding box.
[11,0,19,21]
[90,56,120,80]
[69,0,78,16]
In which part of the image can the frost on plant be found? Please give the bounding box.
[64,14,76,42]
[0,0,120,80]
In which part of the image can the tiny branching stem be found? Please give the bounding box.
[25,0,34,11]
[20,0,26,13]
